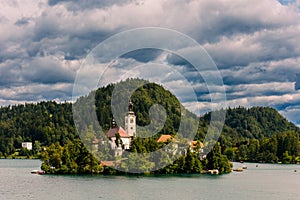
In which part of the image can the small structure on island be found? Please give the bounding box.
[106,100,136,156]
[157,134,174,143]
[156,134,179,155]
[22,142,32,150]
[91,138,99,152]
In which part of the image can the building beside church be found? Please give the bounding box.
[106,100,136,156]
[22,142,32,150]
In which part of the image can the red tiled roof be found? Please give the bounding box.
[157,135,173,143]
[190,141,204,149]
[100,160,121,167]
[106,126,130,138]
[100,161,115,167]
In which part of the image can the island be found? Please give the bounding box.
[0,79,299,175]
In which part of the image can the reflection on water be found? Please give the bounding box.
[0,159,299,200]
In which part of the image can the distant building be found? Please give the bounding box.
[189,141,204,153]
[189,140,206,159]
[92,138,99,151]
[22,142,32,150]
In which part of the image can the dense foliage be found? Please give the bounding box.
[41,139,102,174]
[0,101,76,157]
[211,107,300,163]
[75,79,188,136]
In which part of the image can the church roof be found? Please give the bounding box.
[106,126,130,138]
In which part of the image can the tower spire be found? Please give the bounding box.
[125,98,136,137]
[111,118,117,128]
[128,99,133,112]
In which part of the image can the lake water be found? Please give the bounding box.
[0,159,299,200]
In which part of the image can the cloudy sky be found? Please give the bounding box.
[1,0,300,126]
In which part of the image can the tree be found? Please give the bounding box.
[206,142,232,173]
[282,151,292,164]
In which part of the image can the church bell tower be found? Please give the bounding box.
[125,99,136,137]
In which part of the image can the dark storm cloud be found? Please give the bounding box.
[29,6,115,60]
[295,73,300,90]
[166,53,194,68]
[23,57,75,84]
[205,28,300,70]
[0,61,24,86]
[198,16,277,44]
[220,58,300,87]
[47,0,131,10]
[121,48,163,63]
[0,57,75,95]
[1,0,300,125]
[14,17,31,26]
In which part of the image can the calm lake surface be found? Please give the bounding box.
[0,159,299,200]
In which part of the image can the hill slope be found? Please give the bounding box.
[205,107,300,163]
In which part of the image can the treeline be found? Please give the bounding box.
[0,101,76,157]
[223,130,300,164]
[210,107,300,164]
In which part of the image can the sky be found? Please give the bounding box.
[0,0,300,126]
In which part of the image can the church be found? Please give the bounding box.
[106,100,136,156]
[102,99,205,158]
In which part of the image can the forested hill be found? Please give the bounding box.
[203,106,299,141]
[0,102,76,156]
[74,79,198,140]
[206,107,300,163]
[226,106,297,138]
[0,79,299,163]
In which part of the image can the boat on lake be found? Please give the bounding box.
[31,170,45,175]
[201,169,219,175]
[233,168,243,172]
[208,169,219,174]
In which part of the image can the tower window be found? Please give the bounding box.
[130,119,134,123]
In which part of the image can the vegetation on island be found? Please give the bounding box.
[0,79,299,175]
